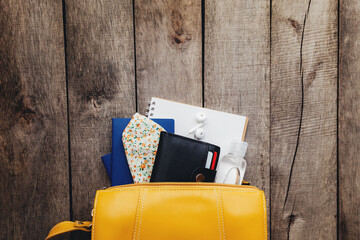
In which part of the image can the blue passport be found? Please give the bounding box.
[102,118,175,186]
[101,153,113,179]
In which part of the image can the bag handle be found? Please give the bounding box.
[45,221,91,239]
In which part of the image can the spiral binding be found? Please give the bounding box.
[145,100,156,117]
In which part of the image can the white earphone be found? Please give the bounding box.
[188,112,207,139]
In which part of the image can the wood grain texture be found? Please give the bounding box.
[0,0,69,239]
[135,0,202,112]
[271,0,337,239]
[204,0,270,233]
[339,0,360,239]
[64,0,135,231]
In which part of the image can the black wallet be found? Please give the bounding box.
[150,132,220,182]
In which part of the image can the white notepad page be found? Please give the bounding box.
[147,97,248,161]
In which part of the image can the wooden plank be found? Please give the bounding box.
[271,0,337,239]
[0,0,69,239]
[204,0,270,234]
[64,0,136,231]
[339,1,360,239]
[135,0,202,112]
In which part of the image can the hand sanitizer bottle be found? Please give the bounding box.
[215,139,248,185]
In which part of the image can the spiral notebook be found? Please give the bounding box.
[145,97,248,161]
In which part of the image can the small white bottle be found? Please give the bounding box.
[215,139,248,185]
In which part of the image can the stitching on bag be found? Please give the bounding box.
[218,189,225,240]
[102,189,138,193]
[137,188,147,240]
[147,189,258,192]
[133,189,142,240]
[92,191,100,239]
[101,189,258,193]
[262,191,267,240]
[215,190,221,240]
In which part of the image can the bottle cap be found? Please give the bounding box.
[229,139,248,158]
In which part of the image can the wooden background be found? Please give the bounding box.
[0,0,358,239]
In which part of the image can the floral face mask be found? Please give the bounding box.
[122,113,165,183]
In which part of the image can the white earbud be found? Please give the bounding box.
[194,128,205,139]
[188,112,207,139]
[195,112,207,123]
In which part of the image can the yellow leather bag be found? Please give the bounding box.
[46,183,267,240]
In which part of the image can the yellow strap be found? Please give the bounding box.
[45,221,91,239]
